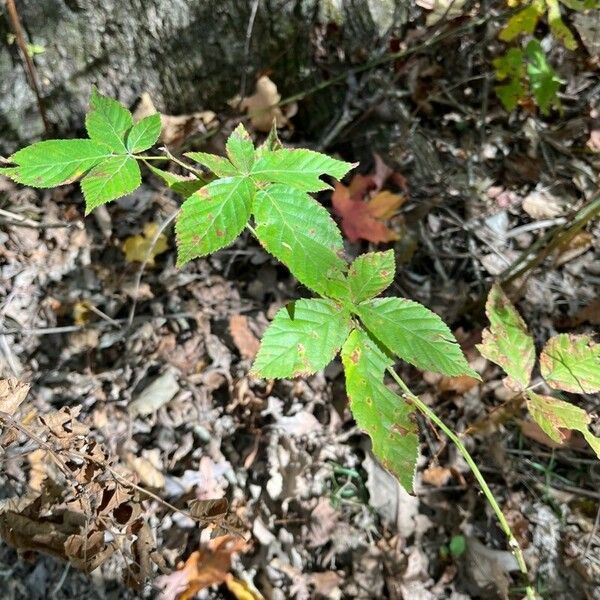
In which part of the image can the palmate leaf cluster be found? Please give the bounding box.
[1,90,481,492]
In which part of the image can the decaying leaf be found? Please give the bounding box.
[123,222,169,265]
[477,283,535,389]
[0,378,30,416]
[540,334,600,394]
[553,231,593,266]
[331,156,407,243]
[234,76,297,132]
[128,369,179,417]
[155,535,249,600]
[526,391,600,457]
[229,314,260,359]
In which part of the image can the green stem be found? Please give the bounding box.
[386,366,535,600]
[136,151,204,179]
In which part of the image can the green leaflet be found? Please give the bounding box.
[146,164,205,197]
[540,334,600,394]
[185,152,238,177]
[341,329,419,492]
[546,0,577,49]
[476,283,535,389]
[527,391,600,458]
[0,139,110,188]
[347,250,395,304]
[493,48,526,112]
[226,124,255,173]
[86,87,133,151]
[525,40,561,115]
[252,298,351,379]
[81,155,141,213]
[175,176,254,265]
[253,184,348,299]
[499,5,542,41]
[127,113,162,153]
[357,297,478,378]
[251,148,354,192]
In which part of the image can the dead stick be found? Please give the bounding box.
[5,0,50,134]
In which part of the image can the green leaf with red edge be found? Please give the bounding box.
[341,328,419,492]
[540,334,600,394]
[175,176,254,265]
[347,250,395,303]
[526,390,600,458]
[476,283,535,389]
[358,297,479,378]
[252,298,351,379]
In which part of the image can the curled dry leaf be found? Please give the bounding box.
[234,75,297,132]
[0,378,30,416]
[123,222,169,265]
[155,535,249,600]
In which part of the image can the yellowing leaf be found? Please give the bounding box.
[526,391,600,458]
[225,575,264,600]
[540,334,600,394]
[499,5,543,41]
[73,300,93,326]
[476,284,535,389]
[123,222,169,265]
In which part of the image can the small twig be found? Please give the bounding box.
[386,367,535,599]
[0,207,80,230]
[239,0,260,100]
[5,0,50,134]
[126,210,179,329]
[504,217,567,239]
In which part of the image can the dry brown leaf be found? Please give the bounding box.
[236,76,297,132]
[554,231,593,266]
[422,465,453,487]
[522,190,564,219]
[156,535,249,600]
[123,222,169,265]
[229,314,260,359]
[126,453,166,489]
[0,378,30,416]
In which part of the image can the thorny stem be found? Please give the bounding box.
[385,367,536,600]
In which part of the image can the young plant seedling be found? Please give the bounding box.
[2,89,553,598]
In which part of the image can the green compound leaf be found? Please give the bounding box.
[253,184,348,299]
[175,176,254,266]
[526,391,600,458]
[540,334,600,394]
[81,155,141,213]
[252,298,351,379]
[0,139,110,188]
[256,121,283,157]
[126,113,162,153]
[546,0,578,50]
[476,283,535,389]
[499,4,542,41]
[146,165,205,198]
[185,152,238,177]
[525,39,561,115]
[493,48,526,112]
[341,328,419,492]
[347,250,395,304]
[358,298,479,378]
[251,148,354,192]
[226,124,255,173]
[85,88,133,152]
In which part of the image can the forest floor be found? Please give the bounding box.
[1,7,600,600]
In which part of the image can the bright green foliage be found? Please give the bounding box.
[253,185,348,299]
[540,334,600,394]
[126,114,162,153]
[175,177,254,265]
[81,155,141,214]
[226,124,255,173]
[347,250,395,304]
[0,139,111,188]
[527,391,600,458]
[185,152,238,177]
[358,298,479,378]
[251,149,354,192]
[476,283,535,389]
[341,329,419,492]
[252,299,351,378]
[499,5,542,41]
[86,87,133,151]
[493,48,527,112]
[525,40,562,115]
[546,0,578,49]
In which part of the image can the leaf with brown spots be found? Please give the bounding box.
[476,283,535,389]
[526,390,600,458]
[252,298,351,379]
[540,334,600,394]
[341,328,419,492]
[347,250,395,303]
